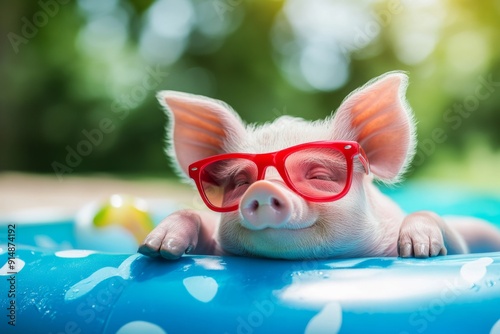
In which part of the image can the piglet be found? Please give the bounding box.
[138,72,500,260]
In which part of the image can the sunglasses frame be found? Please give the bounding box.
[188,141,370,212]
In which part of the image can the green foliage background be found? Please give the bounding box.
[1,0,500,188]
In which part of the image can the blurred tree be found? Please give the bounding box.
[0,0,499,186]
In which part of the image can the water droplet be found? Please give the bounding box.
[322,274,330,279]
[486,280,496,288]
[470,284,480,292]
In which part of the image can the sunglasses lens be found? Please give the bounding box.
[199,158,258,209]
[284,147,348,199]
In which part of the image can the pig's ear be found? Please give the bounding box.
[157,91,246,177]
[331,72,416,183]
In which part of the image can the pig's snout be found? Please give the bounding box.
[240,181,292,230]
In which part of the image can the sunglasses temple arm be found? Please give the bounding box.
[355,154,371,175]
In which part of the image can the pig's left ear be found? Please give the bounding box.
[157,91,246,178]
[331,71,416,183]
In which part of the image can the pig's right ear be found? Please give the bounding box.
[330,72,416,183]
[157,91,246,178]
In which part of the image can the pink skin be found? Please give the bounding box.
[240,181,294,230]
[138,72,500,260]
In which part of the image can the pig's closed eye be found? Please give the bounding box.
[306,168,339,181]
[234,178,249,188]
[231,172,252,188]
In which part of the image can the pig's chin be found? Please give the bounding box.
[245,226,323,259]
[219,217,329,260]
[240,218,317,231]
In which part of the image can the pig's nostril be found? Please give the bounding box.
[247,198,283,212]
[239,183,293,229]
[271,197,281,209]
[249,200,259,212]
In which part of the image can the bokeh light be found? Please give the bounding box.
[1,0,500,190]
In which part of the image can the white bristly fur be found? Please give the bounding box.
[157,71,414,259]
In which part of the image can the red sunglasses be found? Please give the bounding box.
[188,141,370,212]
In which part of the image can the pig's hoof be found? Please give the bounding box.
[138,235,191,260]
[138,210,202,260]
[398,217,447,258]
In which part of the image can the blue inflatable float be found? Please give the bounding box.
[1,183,500,334]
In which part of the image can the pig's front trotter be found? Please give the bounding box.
[397,211,448,258]
[138,210,202,260]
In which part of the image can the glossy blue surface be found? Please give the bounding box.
[1,249,500,334]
